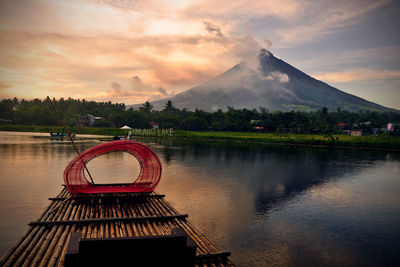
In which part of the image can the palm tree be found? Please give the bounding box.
[141,101,153,113]
[164,100,173,110]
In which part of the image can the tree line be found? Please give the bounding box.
[1,97,399,135]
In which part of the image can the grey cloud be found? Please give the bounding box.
[157,87,168,96]
[231,35,262,70]
[203,21,224,37]
[108,82,136,97]
[111,82,122,91]
[131,76,153,91]
[264,38,272,49]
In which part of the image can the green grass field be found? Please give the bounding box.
[172,130,400,150]
[1,125,399,150]
[0,124,123,136]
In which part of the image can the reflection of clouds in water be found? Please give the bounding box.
[309,161,400,210]
[250,217,366,267]
[157,158,255,247]
[155,141,385,216]
[151,140,400,266]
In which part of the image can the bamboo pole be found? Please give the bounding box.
[40,200,63,222]
[132,205,148,236]
[136,202,156,236]
[47,225,70,266]
[157,197,178,214]
[99,198,105,238]
[157,196,211,253]
[139,202,159,236]
[11,227,48,266]
[47,196,71,216]
[57,225,75,267]
[91,199,98,238]
[125,205,140,237]
[92,224,98,238]
[23,226,57,267]
[80,202,89,238]
[153,197,175,216]
[73,202,83,221]
[39,202,78,266]
[39,226,65,267]
[175,220,208,254]
[86,224,93,239]
[46,96,95,184]
[185,220,219,252]
[104,222,109,238]
[114,199,128,237]
[1,227,42,267]
[156,196,218,253]
[142,201,164,235]
[37,199,60,221]
[148,201,171,235]
[47,197,68,222]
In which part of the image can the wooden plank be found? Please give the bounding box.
[48,194,165,201]
[2,188,234,267]
[196,251,231,260]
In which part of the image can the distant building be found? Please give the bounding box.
[0,118,12,124]
[251,120,263,131]
[387,123,397,132]
[350,130,363,136]
[150,121,160,129]
[77,114,104,126]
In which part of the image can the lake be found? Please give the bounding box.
[0,131,399,266]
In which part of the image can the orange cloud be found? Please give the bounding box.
[0,0,395,105]
[0,22,264,103]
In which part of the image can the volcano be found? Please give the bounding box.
[148,49,395,112]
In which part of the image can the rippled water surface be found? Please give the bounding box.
[0,131,399,266]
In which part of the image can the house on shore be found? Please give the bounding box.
[77,114,104,127]
[150,121,160,129]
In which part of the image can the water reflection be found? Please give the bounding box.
[146,139,400,267]
[152,140,385,215]
[1,133,399,267]
[86,152,141,184]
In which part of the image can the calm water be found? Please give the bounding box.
[0,131,399,266]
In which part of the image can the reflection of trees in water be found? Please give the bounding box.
[151,139,397,216]
[0,139,103,175]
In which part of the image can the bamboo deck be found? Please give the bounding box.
[0,187,234,267]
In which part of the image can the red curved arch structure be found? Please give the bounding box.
[64,140,162,194]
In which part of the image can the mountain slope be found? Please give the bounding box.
[149,50,395,112]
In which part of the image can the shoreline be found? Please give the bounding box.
[1,125,399,152]
[170,136,400,152]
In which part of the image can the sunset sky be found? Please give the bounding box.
[0,0,399,109]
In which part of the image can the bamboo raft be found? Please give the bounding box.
[0,187,234,267]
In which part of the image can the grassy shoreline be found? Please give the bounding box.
[1,124,399,151]
[173,131,400,151]
[0,124,123,136]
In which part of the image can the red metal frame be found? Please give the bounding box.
[64,141,162,194]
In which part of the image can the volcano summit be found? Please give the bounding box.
[149,50,395,112]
